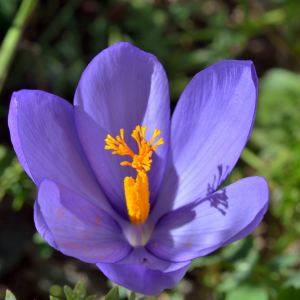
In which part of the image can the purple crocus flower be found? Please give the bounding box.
[8,42,268,296]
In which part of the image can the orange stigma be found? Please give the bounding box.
[105,126,164,225]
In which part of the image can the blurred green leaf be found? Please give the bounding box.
[278,287,300,300]
[50,296,60,300]
[283,271,300,289]
[251,67,300,233]
[188,254,221,271]
[129,291,135,300]
[222,237,254,262]
[217,275,239,293]
[64,281,86,300]
[105,286,119,300]
[5,290,17,300]
[226,282,268,300]
[85,296,97,300]
[268,253,300,272]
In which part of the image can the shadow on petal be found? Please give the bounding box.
[149,163,229,225]
[146,165,230,260]
[206,164,230,216]
[147,176,268,262]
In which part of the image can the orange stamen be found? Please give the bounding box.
[105,126,163,224]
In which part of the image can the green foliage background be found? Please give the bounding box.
[1,0,300,299]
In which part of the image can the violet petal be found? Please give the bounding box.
[37,178,132,263]
[8,90,113,214]
[97,247,190,295]
[74,42,170,217]
[147,177,268,262]
[149,60,258,224]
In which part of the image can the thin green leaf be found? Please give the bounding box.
[50,296,60,300]
[105,286,119,300]
[0,0,38,92]
[129,291,135,300]
[5,290,17,300]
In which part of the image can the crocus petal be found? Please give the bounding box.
[8,90,113,214]
[97,247,190,295]
[8,94,33,180]
[74,42,170,218]
[149,60,258,223]
[34,200,59,250]
[37,178,132,263]
[147,177,268,262]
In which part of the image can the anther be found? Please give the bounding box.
[105,126,163,225]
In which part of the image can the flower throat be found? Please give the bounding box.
[105,126,163,225]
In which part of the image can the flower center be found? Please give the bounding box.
[105,126,164,225]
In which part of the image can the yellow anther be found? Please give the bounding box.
[124,170,149,225]
[104,129,134,157]
[105,126,163,225]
